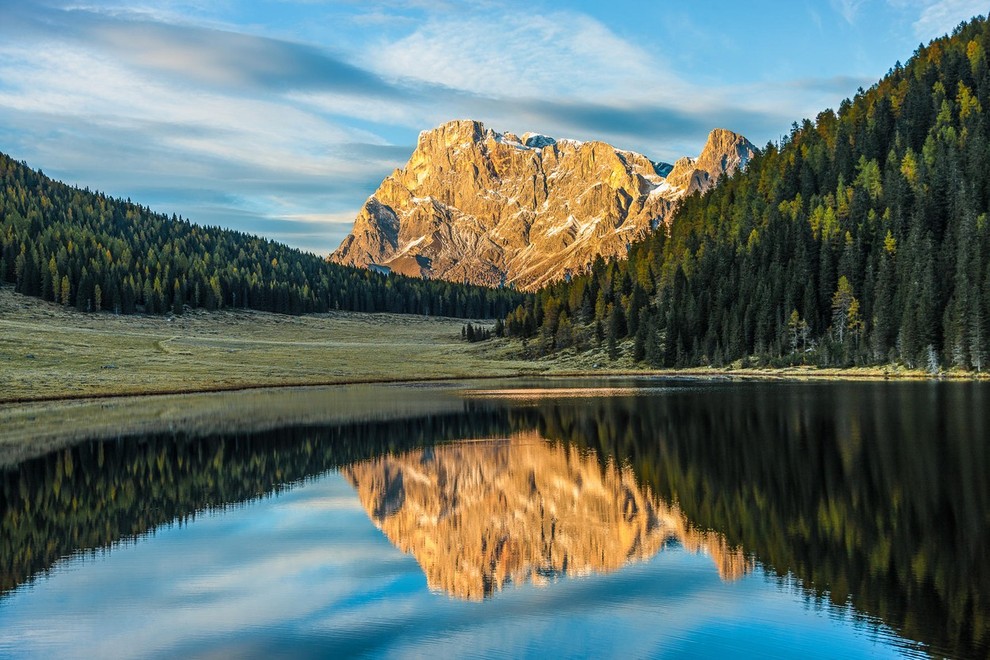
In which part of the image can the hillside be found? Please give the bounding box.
[330,120,754,290]
[0,154,524,320]
[511,17,990,373]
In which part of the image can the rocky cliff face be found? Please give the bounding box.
[342,433,752,600]
[330,120,755,291]
[665,128,757,195]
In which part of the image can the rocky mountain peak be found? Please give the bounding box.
[330,121,755,290]
[418,119,488,150]
[665,128,756,196]
[698,128,756,182]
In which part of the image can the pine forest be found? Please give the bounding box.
[0,154,524,320]
[508,19,990,372]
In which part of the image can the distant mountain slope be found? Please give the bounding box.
[330,120,754,290]
[511,16,990,372]
[0,153,523,319]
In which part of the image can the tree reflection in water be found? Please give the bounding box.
[1,381,986,657]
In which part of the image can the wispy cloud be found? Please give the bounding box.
[358,8,804,158]
[831,0,866,24]
[5,4,403,98]
[911,0,986,39]
[808,6,824,31]
[371,10,685,101]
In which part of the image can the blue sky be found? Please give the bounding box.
[0,1,986,254]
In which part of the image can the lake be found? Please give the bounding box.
[1,379,987,658]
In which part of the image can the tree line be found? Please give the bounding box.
[461,320,503,342]
[509,17,990,372]
[0,155,524,319]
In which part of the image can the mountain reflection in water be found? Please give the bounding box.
[343,433,749,600]
[0,380,987,658]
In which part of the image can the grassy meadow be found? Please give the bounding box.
[0,283,542,403]
[2,280,979,406]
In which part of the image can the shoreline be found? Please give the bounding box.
[2,363,986,407]
[2,363,986,467]
[0,372,532,406]
[2,285,987,409]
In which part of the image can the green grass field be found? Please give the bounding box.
[0,284,545,403]
[3,282,982,408]
[2,282,987,465]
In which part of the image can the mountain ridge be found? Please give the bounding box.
[330,120,755,290]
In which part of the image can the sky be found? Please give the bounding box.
[0,1,987,255]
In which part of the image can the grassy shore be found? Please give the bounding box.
[536,345,990,381]
[0,284,544,403]
[3,284,988,463]
[1,284,985,407]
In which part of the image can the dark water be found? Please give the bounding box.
[0,380,987,658]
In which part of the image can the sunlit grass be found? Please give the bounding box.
[0,284,541,403]
[2,282,981,412]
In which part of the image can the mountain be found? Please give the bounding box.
[343,433,750,600]
[510,17,990,372]
[330,120,754,291]
[0,153,524,319]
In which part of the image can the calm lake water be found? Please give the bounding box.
[1,379,987,658]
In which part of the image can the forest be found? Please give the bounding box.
[0,154,524,320]
[508,17,990,371]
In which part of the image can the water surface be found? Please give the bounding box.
[1,379,987,658]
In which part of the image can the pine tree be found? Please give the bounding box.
[59,274,71,306]
[606,305,620,361]
[831,276,856,344]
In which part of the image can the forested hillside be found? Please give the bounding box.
[0,154,523,319]
[510,17,990,371]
